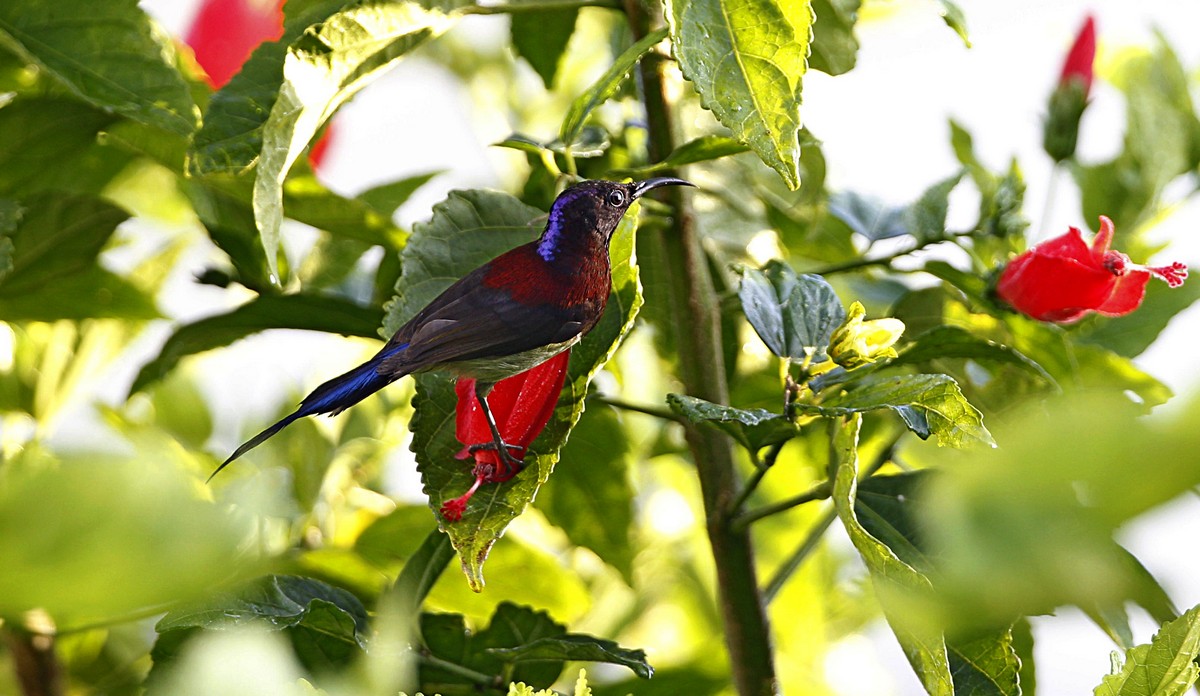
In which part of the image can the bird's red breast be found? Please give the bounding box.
[481,243,611,311]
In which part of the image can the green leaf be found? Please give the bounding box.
[1094,604,1200,696]
[948,630,1021,696]
[559,28,666,147]
[804,374,994,448]
[157,575,368,673]
[129,294,384,395]
[1078,278,1200,358]
[536,406,636,582]
[252,2,461,283]
[359,171,442,217]
[488,635,652,679]
[666,393,797,451]
[905,172,963,244]
[893,325,1055,387]
[394,190,644,590]
[511,8,577,89]
[0,191,158,320]
[737,260,845,361]
[0,0,196,135]
[808,0,861,76]
[936,0,971,47]
[0,99,129,198]
[421,602,568,691]
[622,135,750,176]
[921,393,1200,628]
[831,414,954,696]
[827,191,907,242]
[387,529,455,622]
[667,0,813,189]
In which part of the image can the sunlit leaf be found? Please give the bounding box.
[559,28,666,147]
[0,0,197,135]
[1094,604,1200,696]
[511,8,577,89]
[488,635,652,679]
[667,0,812,188]
[808,0,860,76]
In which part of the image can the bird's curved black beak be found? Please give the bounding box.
[631,177,694,199]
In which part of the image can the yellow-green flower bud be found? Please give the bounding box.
[829,302,905,370]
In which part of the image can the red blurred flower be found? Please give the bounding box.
[1044,15,1096,162]
[184,0,333,170]
[996,216,1187,323]
[440,350,570,522]
[1059,15,1096,95]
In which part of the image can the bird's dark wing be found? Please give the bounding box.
[378,265,587,377]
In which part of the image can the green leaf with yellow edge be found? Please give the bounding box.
[1094,604,1200,696]
[0,0,197,135]
[666,0,812,189]
[799,374,993,448]
[831,414,954,696]
[253,2,461,283]
[391,190,644,591]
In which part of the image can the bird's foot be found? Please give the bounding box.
[467,441,525,480]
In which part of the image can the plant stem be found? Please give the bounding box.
[3,627,62,696]
[627,4,778,694]
[728,441,786,514]
[810,230,975,276]
[418,652,498,686]
[592,394,685,422]
[732,480,832,533]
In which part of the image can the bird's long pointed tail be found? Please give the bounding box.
[209,345,407,482]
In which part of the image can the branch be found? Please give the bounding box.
[731,480,831,533]
[627,4,778,694]
[810,230,976,276]
[463,0,620,13]
[592,394,686,423]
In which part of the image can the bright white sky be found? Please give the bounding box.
[128,1,1200,693]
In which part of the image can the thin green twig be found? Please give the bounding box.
[763,508,837,604]
[592,394,685,423]
[731,479,831,533]
[728,441,786,515]
[418,652,498,686]
[463,0,620,13]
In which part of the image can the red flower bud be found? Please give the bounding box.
[1059,15,1096,95]
[184,0,334,170]
[996,216,1187,323]
[1043,15,1096,162]
[440,350,570,521]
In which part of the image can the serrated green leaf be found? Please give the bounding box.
[186,0,355,176]
[737,260,845,361]
[667,0,812,189]
[831,415,954,696]
[0,0,197,135]
[488,635,652,679]
[129,294,384,395]
[559,28,666,147]
[156,575,368,674]
[827,191,907,241]
[0,191,158,320]
[421,602,568,691]
[803,374,994,448]
[666,393,797,451]
[253,2,460,283]
[536,406,635,582]
[511,8,578,89]
[1094,604,1200,696]
[808,0,861,76]
[394,190,644,590]
[905,172,962,244]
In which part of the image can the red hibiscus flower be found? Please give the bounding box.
[440,350,571,522]
[1044,15,1097,162]
[184,0,334,169]
[996,216,1187,323]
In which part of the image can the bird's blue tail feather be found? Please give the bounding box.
[210,343,408,481]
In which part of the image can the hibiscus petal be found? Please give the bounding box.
[1096,269,1151,317]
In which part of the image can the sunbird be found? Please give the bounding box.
[212,177,693,481]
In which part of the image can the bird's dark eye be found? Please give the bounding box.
[606,189,626,207]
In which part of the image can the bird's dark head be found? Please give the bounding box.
[537,177,693,261]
